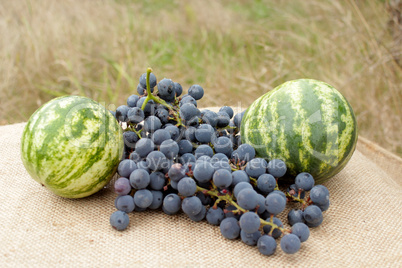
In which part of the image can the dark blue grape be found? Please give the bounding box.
[310,185,330,205]
[146,150,167,171]
[233,182,253,199]
[129,169,150,189]
[213,136,233,157]
[245,158,268,178]
[257,235,277,255]
[114,177,131,195]
[116,105,130,122]
[219,106,234,119]
[168,163,187,182]
[188,84,204,100]
[164,125,180,141]
[149,171,166,191]
[239,212,261,234]
[265,192,287,215]
[118,159,137,178]
[133,189,153,208]
[123,131,139,150]
[195,124,215,143]
[211,153,229,163]
[201,110,218,127]
[160,139,179,159]
[144,116,162,133]
[233,110,245,128]
[163,193,181,214]
[303,205,323,227]
[110,211,129,231]
[178,139,193,155]
[180,95,197,107]
[212,169,233,188]
[288,209,305,226]
[194,144,214,159]
[257,174,276,194]
[127,94,140,107]
[256,194,266,214]
[295,172,315,191]
[263,217,283,239]
[236,144,256,162]
[157,78,175,101]
[267,159,287,178]
[241,230,261,246]
[188,205,206,222]
[179,103,200,121]
[291,222,310,242]
[177,177,197,196]
[115,195,135,213]
[206,207,225,225]
[127,107,145,124]
[148,190,163,210]
[216,111,230,128]
[237,188,259,210]
[139,72,157,89]
[184,126,197,142]
[135,138,155,158]
[151,129,171,145]
[231,170,249,187]
[173,82,183,97]
[180,153,196,164]
[193,161,215,183]
[137,84,147,95]
[220,217,240,240]
[155,108,169,124]
[280,234,301,254]
[181,196,202,216]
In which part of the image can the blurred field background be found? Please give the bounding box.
[0,0,401,155]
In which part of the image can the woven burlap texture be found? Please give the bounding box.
[0,122,401,267]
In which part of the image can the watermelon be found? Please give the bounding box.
[241,79,357,184]
[21,96,124,198]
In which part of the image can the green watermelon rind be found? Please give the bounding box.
[21,95,124,198]
[241,79,358,184]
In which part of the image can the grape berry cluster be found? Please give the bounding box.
[109,69,330,256]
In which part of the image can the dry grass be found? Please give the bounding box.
[0,0,401,155]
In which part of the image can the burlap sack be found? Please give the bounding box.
[1,121,401,267]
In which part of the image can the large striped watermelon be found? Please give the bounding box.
[21,96,124,198]
[241,79,357,184]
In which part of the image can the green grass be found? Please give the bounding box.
[0,0,401,156]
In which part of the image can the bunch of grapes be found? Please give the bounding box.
[109,68,330,256]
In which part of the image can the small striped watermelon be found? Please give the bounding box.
[21,96,124,198]
[241,79,357,184]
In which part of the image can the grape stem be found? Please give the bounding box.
[140,67,185,127]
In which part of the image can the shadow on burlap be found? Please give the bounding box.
[0,122,401,267]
